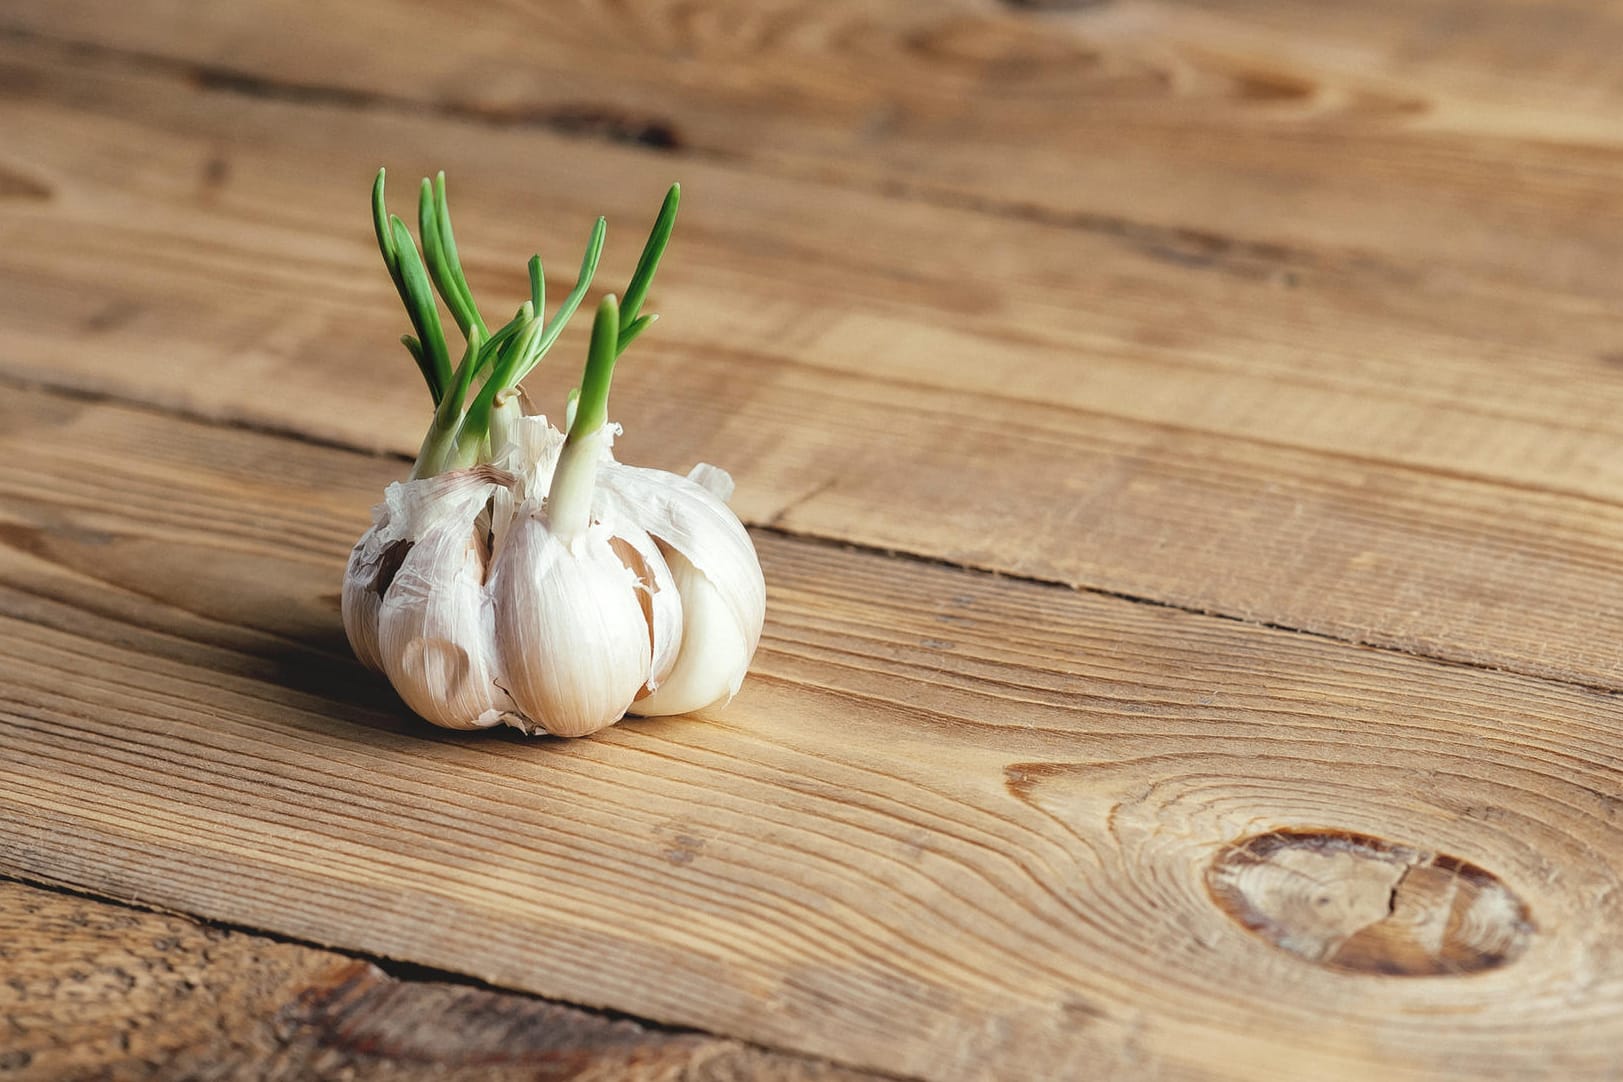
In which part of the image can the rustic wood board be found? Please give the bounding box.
[4,0,1623,1078]
[3,385,1621,1079]
[1,36,1622,695]
[0,878,871,1080]
[9,0,1623,300]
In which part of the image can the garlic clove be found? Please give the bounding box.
[376,519,514,730]
[492,511,652,737]
[631,540,755,716]
[342,465,513,699]
[598,461,766,716]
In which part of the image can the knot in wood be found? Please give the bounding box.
[1207,829,1532,976]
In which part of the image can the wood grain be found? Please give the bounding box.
[2,38,1623,695]
[4,385,1623,1080]
[9,0,1623,301]
[0,878,871,1081]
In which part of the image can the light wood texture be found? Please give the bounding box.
[4,385,1623,1080]
[9,0,1623,300]
[2,37,1623,695]
[6,3,1623,1078]
[0,878,869,1081]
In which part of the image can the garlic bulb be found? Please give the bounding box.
[341,173,764,738]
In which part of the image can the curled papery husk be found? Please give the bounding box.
[492,413,566,505]
[607,520,685,698]
[492,511,653,737]
[597,460,766,717]
[342,466,512,676]
[376,514,517,731]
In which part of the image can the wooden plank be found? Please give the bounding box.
[2,40,1623,692]
[1145,0,1623,146]
[3,386,1622,1080]
[0,878,871,1081]
[8,0,1623,302]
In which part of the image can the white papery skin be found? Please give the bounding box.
[376,518,515,730]
[491,411,565,503]
[598,460,766,717]
[631,543,753,715]
[341,535,388,674]
[492,512,652,737]
[342,467,509,678]
[342,416,765,735]
[608,522,684,698]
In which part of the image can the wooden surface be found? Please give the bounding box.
[0,878,869,1080]
[2,1,1622,1078]
[5,32,1623,692]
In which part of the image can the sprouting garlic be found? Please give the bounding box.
[342,171,765,738]
[341,416,765,737]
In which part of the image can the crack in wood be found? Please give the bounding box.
[0,873,902,1081]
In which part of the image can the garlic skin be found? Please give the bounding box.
[608,520,685,698]
[341,533,388,674]
[492,511,652,737]
[342,418,765,736]
[598,460,766,717]
[342,467,509,679]
[376,517,513,730]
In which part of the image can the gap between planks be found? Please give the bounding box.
[12,0,1623,309]
[0,25,743,163]
[0,873,895,1081]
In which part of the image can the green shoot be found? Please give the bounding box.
[372,168,680,479]
[476,303,533,382]
[372,169,397,268]
[374,169,448,402]
[516,217,605,385]
[410,327,490,479]
[528,255,545,316]
[567,295,620,443]
[388,216,452,401]
[618,313,658,353]
[458,314,546,461]
[419,174,487,339]
[547,295,621,536]
[618,183,678,337]
[439,324,487,424]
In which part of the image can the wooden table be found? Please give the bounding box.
[4,2,1622,1078]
